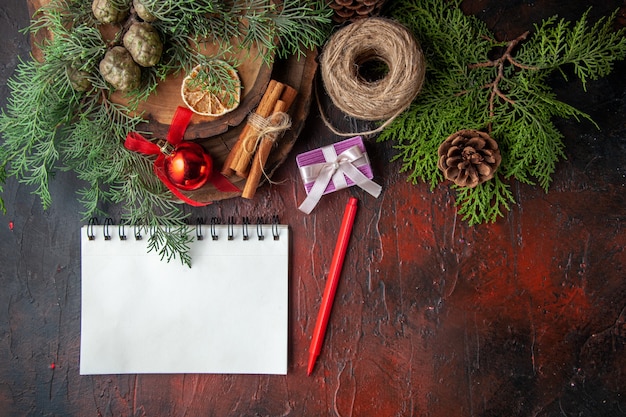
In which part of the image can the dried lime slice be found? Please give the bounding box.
[181,61,241,117]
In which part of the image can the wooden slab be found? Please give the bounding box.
[183,50,318,203]
[122,42,273,140]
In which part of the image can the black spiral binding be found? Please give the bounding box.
[210,217,220,240]
[103,218,113,240]
[242,217,250,241]
[256,217,265,241]
[196,217,204,241]
[227,216,235,240]
[86,216,282,241]
[118,221,127,240]
[272,215,280,240]
[87,218,98,240]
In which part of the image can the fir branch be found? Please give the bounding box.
[391,0,494,69]
[145,225,194,266]
[59,99,142,196]
[493,76,592,189]
[143,0,224,36]
[145,0,331,63]
[273,0,333,59]
[518,9,626,89]
[467,31,538,125]
[380,0,626,224]
[0,57,79,209]
[454,175,515,225]
[30,2,106,71]
[112,160,194,266]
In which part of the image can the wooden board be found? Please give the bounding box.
[183,50,318,203]
[119,42,273,140]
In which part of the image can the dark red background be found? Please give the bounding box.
[1,1,625,416]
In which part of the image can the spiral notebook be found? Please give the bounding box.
[79,219,289,375]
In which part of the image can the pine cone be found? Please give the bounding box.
[437,129,502,188]
[329,0,388,23]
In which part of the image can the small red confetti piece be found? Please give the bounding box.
[9,221,14,231]
[49,363,56,370]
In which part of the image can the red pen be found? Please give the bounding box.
[307,197,358,375]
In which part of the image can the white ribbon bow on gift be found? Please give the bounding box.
[298,145,382,214]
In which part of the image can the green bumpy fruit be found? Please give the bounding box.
[123,22,163,67]
[133,0,157,22]
[99,46,141,91]
[92,0,130,24]
[67,66,92,92]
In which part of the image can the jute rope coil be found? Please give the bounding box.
[319,17,426,136]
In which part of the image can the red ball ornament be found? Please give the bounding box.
[163,142,212,191]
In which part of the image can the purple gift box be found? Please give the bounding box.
[296,136,374,196]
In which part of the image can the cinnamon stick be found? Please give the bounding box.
[241,100,288,199]
[221,80,283,177]
[232,82,286,177]
[277,85,298,114]
[223,80,286,178]
[238,85,298,179]
[241,85,298,199]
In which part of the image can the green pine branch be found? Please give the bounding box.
[0,58,77,209]
[146,225,195,266]
[379,0,626,224]
[518,10,626,89]
[145,0,332,64]
[454,175,514,226]
[273,0,333,59]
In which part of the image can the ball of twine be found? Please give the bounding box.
[320,17,426,135]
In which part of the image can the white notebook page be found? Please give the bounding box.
[80,223,289,375]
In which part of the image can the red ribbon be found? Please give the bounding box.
[124,106,239,207]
